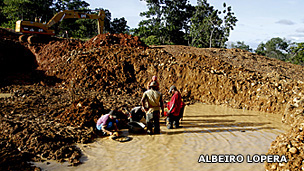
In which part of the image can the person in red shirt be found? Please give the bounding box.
[166,85,184,129]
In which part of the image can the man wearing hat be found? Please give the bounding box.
[166,85,184,129]
[141,81,164,134]
[96,110,118,135]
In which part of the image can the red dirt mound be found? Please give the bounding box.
[57,97,104,127]
[33,39,82,71]
[82,33,147,48]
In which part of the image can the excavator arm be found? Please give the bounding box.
[47,10,105,34]
[15,9,105,41]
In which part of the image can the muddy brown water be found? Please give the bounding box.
[0,93,11,98]
[34,103,288,171]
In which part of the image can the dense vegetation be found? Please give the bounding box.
[133,0,237,48]
[231,38,304,66]
[0,0,303,65]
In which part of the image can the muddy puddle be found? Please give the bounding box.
[0,93,11,98]
[34,103,288,171]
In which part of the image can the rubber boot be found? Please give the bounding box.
[167,117,173,129]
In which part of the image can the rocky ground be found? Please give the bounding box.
[1,28,304,170]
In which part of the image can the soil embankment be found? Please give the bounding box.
[1,28,304,170]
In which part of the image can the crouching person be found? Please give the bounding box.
[129,106,146,122]
[96,110,118,136]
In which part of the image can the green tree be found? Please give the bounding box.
[53,0,89,12]
[288,42,304,65]
[136,0,194,45]
[137,0,237,47]
[190,0,237,48]
[230,41,252,52]
[0,0,7,25]
[161,0,195,44]
[143,35,161,45]
[103,9,112,33]
[110,17,129,34]
[255,42,266,56]
[255,37,289,60]
[136,0,168,45]
[1,0,54,29]
[189,0,215,48]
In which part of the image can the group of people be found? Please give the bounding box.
[96,76,185,135]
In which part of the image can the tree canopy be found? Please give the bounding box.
[229,41,253,52]
[0,0,55,28]
[287,42,304,65]
[190,1,237,48]
[256,37,290,61]
[134,0,237,48]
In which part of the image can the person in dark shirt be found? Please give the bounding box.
[129,106,145,122]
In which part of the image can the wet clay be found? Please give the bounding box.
[0,93,11,98]
[34,103,288,171]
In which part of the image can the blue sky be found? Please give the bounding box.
[86,0,304,49]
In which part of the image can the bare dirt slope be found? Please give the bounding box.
[155,45,304,81]
[1,28,304,170]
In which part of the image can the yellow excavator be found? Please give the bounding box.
[15,10,105,43]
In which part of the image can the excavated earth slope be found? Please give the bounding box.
[1,28,304,171]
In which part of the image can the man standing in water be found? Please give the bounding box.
[141,81,164,135]
[146,75,159,90]
[166,85,184,129]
